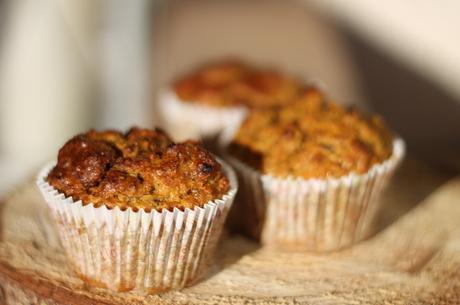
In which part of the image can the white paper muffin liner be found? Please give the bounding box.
[36,159,237,293]
[224,139,405,252]
[158,89,247,143]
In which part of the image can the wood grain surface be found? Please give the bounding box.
[0,159,459,304]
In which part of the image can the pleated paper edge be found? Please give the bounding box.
[157,89,247,142]
[223,138,405,251]
[36,158,237,292]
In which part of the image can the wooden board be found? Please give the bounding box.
[0,159,459,305]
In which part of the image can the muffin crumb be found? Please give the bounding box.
[230,88,394,179]
[47,128,230,210]
[173,60,302,108]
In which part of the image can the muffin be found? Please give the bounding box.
[158,60,303,148]
[37,127,237,293]
[223,88,405,251]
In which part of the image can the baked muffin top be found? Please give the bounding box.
[47,128,230,211]
[173,60,302,108]
[230,88,394,179]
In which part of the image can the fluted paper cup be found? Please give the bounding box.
[36,159,237,293]
[224,139,405,252]
[158,90,247,149]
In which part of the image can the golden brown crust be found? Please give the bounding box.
[173,60,302,108]
[47,128,230,210]
[230,88,394,179]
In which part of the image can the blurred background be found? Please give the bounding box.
[0,0,459,195]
